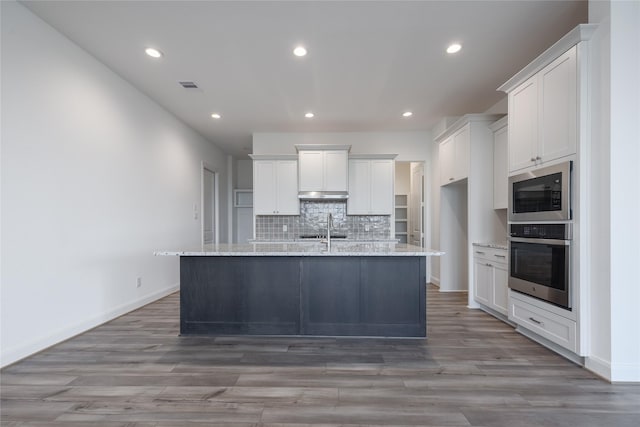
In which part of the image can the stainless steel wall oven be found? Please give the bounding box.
[509,223,572,309]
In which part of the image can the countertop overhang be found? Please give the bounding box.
[155,242,444,257]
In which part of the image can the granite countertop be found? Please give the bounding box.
[473,242,509,250]
[155,242,444,257]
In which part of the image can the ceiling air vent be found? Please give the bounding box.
[179,81,199,89]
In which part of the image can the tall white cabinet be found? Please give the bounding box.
[436,114,504,301]
[498,24,597,358]
[250,155,299,215]
[490,117,508,210]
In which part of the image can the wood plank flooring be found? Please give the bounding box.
[2,285,639,426]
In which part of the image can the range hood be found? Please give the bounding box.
[298,191,349,200]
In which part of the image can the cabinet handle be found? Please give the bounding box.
[529,317,543,326]
[536,156,541,160]
[494,254,506,258]
[475,251,485,255]
[485,263,492,267]
[530,157,536,162]
[449,177,454,181]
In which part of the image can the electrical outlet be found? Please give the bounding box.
[282,224,287,232]
[365,224,370,232]
[136,277,142,288]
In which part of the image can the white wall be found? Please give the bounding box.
[394,162,411,195]
[253,131,431,162]
[236,159,254,189]
[586,0,640,382]
[0,2,229,366]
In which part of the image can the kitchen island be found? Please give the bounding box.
[157,242,443,338]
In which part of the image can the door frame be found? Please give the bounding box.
[201,161,220,246]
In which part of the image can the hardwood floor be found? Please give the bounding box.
[2,285,639,426]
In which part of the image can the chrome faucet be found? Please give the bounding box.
[326,212,333,251]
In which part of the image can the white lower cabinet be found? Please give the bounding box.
[509,292,577,353]
[473,246,508,316]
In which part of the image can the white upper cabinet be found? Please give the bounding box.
[508,46,577,173]
[439,124,470,186]
[297,148,348,192]
[539,47,577,163]
[324,151,349,191]
[253,158,299,215]
[509,77,539,171]
[347,158,394,215]
[298,151,324,191]
[491,117,508,209]
[439,136,455,186]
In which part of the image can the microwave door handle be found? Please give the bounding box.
[509,237,570,246]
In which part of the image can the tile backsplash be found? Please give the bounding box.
[255,201,391,241]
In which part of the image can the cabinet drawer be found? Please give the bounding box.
[472,247,508,265]
[509,297,576,352]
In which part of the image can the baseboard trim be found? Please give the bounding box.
[585,355,612,381]
[430,276,440,286]
[0,284,179,368]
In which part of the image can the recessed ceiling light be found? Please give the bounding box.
[305,112,314,118]
[293,46,307,57]
[211,113,221,119]
[145,47,163,58]
[446,43,462,54]
[402,111,413,117]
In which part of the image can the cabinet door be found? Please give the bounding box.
[473,259,492,306]
[275,160,300,215]
[539,46,577,163]
[492,263,508,316]
[253,161,277,214]
[493,125,508,209]
[369,160,393,214]
[439,137,455,186]
[298,151,324,191]
[347,159,370,215]
[324,150,349,191]
[453,125,470,181]
[509,76,538,172]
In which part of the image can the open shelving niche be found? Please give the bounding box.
[394,194,408,243]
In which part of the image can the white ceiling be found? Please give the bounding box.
[22,1,587,157]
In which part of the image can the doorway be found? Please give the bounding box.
[410,162,425,247]
[394,161,425,247]
[202,163,219,246]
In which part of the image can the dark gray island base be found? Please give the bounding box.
[180,256,427,338]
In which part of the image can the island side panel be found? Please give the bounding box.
[301,256,426,337]
[360,257,426,337]
[180,256,300,335]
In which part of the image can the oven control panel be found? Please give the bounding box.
[510,223,572,240]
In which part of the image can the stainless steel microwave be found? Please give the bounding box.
[508,161,572,222]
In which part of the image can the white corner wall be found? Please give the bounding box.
[587,0,640,382]
[0,2,229,367]
[608,0,640,383]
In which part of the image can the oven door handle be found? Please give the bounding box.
[509,237,570,246]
